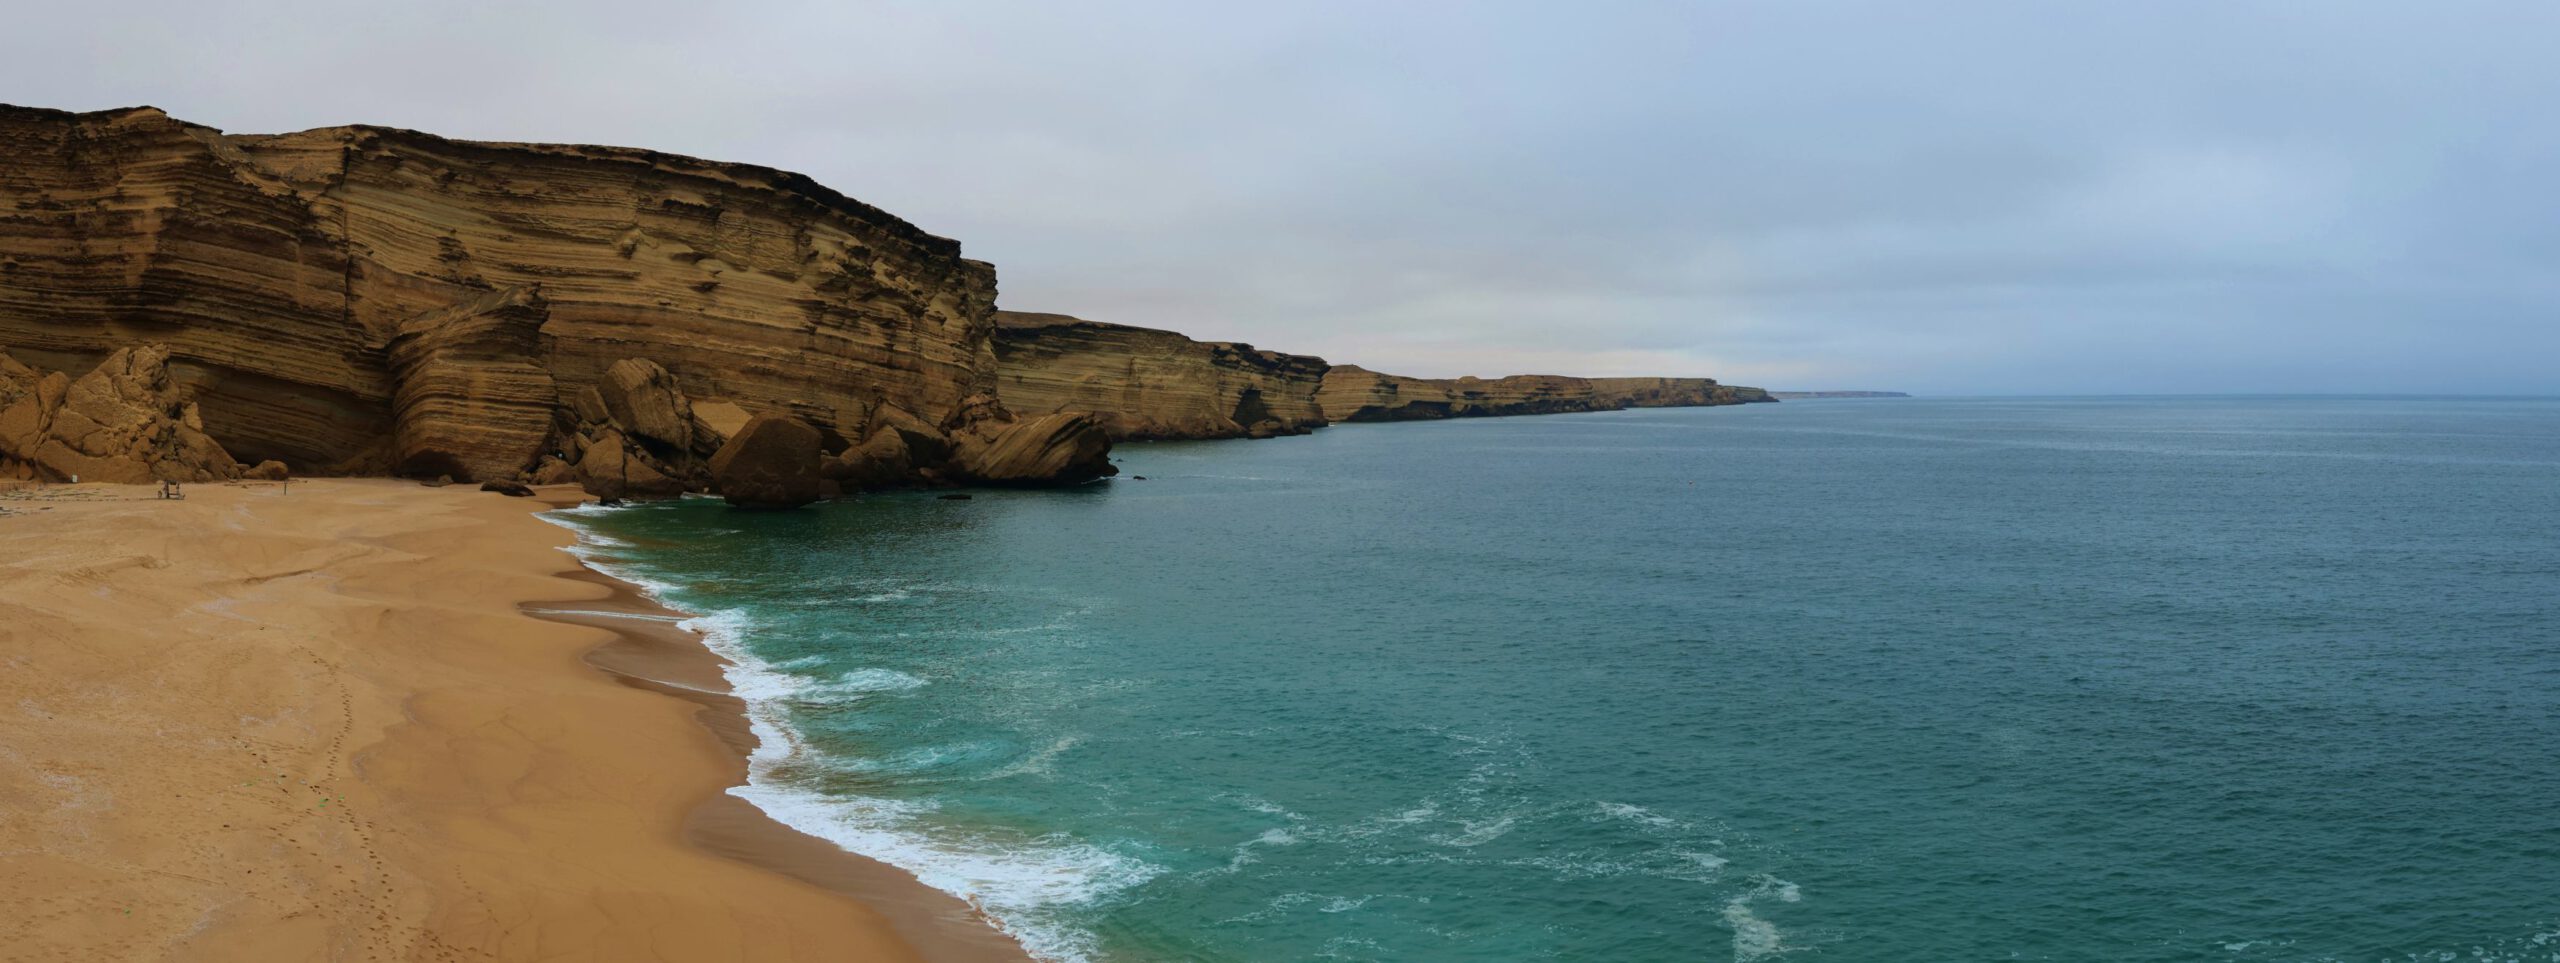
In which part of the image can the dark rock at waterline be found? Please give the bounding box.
[821,428,914,493]
[708,413,824,509]
[950,410,1117,486]
[479,480,534,497]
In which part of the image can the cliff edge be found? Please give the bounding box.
[992,311,1330,440]
[0,104,1109,496]
[1314,366,1773,423]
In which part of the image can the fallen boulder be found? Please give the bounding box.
[0,345,242,483]
[953,412,1117,486]
[820,428,914,492]
[574,428,684,501]
[866,402,951,467]
[599,358,694,454]
[708,413,823,509]
[528,455,577,486]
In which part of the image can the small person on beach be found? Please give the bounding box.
[158,479,184,500]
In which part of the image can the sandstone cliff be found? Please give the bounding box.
[1,344,243,483]
[996,308,1775,435]
[1316,366,1774,422]
[1587,377,1776,408]
[0,104,1108,494]
[991,311,1330,440]
[4,102,1774,490]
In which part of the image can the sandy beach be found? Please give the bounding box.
[0,478,1030,962]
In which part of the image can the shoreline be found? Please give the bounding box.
[521,504,1035,961]
[0,478,1031,961]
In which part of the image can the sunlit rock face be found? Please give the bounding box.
[0,104,1003,483]
[991,311,1331,441]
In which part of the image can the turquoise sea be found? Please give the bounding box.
[553,397,2560,962]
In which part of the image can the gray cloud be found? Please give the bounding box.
[8,0,2554,393]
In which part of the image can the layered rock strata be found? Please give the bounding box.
[992,311,1329,440]
[1,345,242,483]
[1587,377,1775,408]
[1315,366,1773,423]
[4,101,1770,495]
[0,103,1109,496]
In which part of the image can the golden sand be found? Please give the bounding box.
[0,479,1029,962]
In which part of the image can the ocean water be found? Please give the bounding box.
[552,397,2560,962]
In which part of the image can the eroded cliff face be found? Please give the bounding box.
[1586,377,1776,408]
[1316,366,1773,422]
[992,311,1330,440]
[0,104,1097,493]
[1,344,245,483]
[3,101,1772,490]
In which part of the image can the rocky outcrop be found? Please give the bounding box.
[0,103,1066,492]
[0,345,242,482]
[1314,367,1594,421]
[821,428,915,493]
[995,309,1776,433]
[1316,366,1775,422]
[951,408,1117,486]
[1587,377,1776,408]
[708,413,825,509]
[2,101,1783,493]
[599,358,696,457]
[384,286,556,481]
[992,311,1329,440]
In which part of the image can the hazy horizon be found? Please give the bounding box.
[7,1,2554,395]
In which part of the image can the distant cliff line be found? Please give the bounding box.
[3,103,1772,496]
[994,311,1774,442]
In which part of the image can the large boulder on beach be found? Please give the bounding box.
[0,345,241,483]
[708,413,824,509]
[574,427,683,501]
[599,358,694,454]
[528,455,577,486]
[0,353,48,460]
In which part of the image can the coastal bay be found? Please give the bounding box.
[561,397,2560,962]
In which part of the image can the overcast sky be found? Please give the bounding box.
[7,1,2555,394]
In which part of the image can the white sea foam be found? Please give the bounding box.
[1594,800,1683,830]
[1675,850,1731,873]
[1428,815,1517,848]
[734,781,1159,962]
[980,734,1082,781]
[541,509,1160,962]
[800,668,928,699]
[1726,904,1782,961]
[545,500,628,518]
[1724,875,1803,963]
